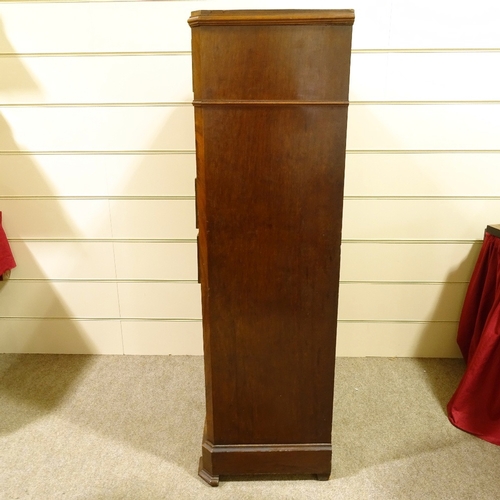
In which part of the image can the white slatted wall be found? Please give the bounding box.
[0,0,498,356]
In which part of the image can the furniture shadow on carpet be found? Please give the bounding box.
[52,355,207,477]
[0,354,93,435]
[331,357,468,481]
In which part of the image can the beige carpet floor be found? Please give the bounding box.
[1,355,499,499]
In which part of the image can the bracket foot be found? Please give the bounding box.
[198,457,219,487]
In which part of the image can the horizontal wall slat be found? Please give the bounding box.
[117,282,201,319]
[10,239,479,285]
[336,322,461,358]
[0,199,113,239]
[0,1,194,54]
[338,283,467,322]
[0,55,193,105]
[344,153,500,197]
[346,104,500,151]
[1,280,465,325]
[350,52,500,102]
[0,199,196,239]
[0,154,196,197]
[109,200,196,240]
[1,148,497,203]
[122,321,203,355]
[339,242,480,283]
[389,0,500,49]
[342,199,500,240]
[8,241,197,281]
[105,154,196,197]
[0,107,195,152]
[0,281,201,320]
[383,52,500,102]
[0,318,462,357]
[114,242,197,281]
[2,105,499,154]
[0,281,121,318]
[3,51,500,106]
[0,318,123,354]
[9,241,117,280]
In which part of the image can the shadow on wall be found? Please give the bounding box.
[415,242,481,411]
[333,103,488,481]
[0,108,99,356]
[0,117,95,430]
[0,18,40,95]
[0,16,95,432]
[414,243,481,358]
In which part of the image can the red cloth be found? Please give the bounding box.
[447,232,500,445]
[0,211,16,276]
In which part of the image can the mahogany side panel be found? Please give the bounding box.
[189,9,354,485]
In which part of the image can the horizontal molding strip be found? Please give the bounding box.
[0,150,196,156]
[338,319,460,324]
[5,278,468,285]
[347,150,500,155]
[6,238,481,245]
[202,441,332,453]
[352,48,500,53]
[344,196,500,200]
[0,316,202,322]
[351,101,500,106]
[1,48,499,57]
[1,101,500,108]
[339,281,470,285]
[193,99,348,106]
[0,317,458,324]
[0,195,195,201]
[7,238,197,243]
[1,195,497,202]
[0,51,192,58]
[0,0,182,3]
[342,239,482,244]
[119,317,202,322]
[0,102,192,108]
[1,150,500,156]
[8,278,198,284]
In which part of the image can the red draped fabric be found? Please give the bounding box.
[0,211,16,277]
[447,231,500,445]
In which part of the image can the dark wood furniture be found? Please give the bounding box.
[188,9,354,486]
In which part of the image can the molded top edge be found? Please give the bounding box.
[188,9,355,27]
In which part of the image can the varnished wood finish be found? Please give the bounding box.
[188,9,354,27]
[189,10,354,485]
[198,457,219,487]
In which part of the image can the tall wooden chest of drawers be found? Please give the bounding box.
[188,9,354,486]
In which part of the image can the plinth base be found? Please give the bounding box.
[198,438,332,486]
